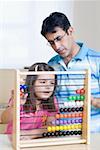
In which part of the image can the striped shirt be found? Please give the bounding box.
[48,42,100,132]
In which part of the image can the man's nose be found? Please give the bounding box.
[54,41,61,50]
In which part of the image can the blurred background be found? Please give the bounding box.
[0,0,100,69]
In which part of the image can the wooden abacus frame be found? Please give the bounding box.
[12,69,91,150]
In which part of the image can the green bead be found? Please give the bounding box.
[80,95,85,100]
[76,95,81,100]
[72,96,76,100]
[68,96,73,100]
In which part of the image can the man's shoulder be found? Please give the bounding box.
[48,55,61,64]
[88,48,100,55]
[48,55,62,70]
[87,48,100,61]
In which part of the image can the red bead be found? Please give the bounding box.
[80,88,85,94]
[76,89,81,94]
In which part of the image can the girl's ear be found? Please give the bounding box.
[67,27,74,35]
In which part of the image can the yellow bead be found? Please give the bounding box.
[75,124,78,129]
[47,126,52,132]
[55,126,60,131]
[59,126,64,130]
[71,125,75,130]
[67,125,71,130]
[78,124,82,129]
[52,126,56,132]
[63,126,68,130]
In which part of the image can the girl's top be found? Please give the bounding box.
[5,97,58,134]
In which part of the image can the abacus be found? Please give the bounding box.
[12,69,90,149]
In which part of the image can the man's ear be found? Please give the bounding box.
[67,27,74,35]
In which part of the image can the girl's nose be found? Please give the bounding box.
[46,85,51,89]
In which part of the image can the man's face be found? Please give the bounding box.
[45,27,75,59]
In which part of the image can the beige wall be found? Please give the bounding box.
[0,70,16,104]
[73,0,100,52]
[0,70,16,133]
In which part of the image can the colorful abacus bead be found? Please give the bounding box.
[79,119,82,123]
[47,132,51,137]
[54,131,59,136]
[66,131,70,135]
[75,107,80,112]
[76,95,81,100]
[80,88,85,95]
[80,95,85,100]
[78,130,82,135]
[56,114,60,119]
[76,88,85,95]
[63,131,67,136]
[64,108,67,112]
[76,89,81,94]
[63,119,67,124]
[42,132,47,137]
[70,131,74,135]
[79,107,84,111]
[59,120,63,125]
[52,126,56,132]
[67,108,72,112]
[51,132,55,136]
[59,108,64,112]
[55,120,60,125]
[71,107,76,112]
[60,114,64,119]
[72,96,77,101]
[58,131,63,136]
[47,126,52,132]
[20,84,27,90]
[73,131,78,135]
[55,126,60,131]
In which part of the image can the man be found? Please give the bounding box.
[41,12,100,132]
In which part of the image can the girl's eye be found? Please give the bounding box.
[40,81,45,84]
[50,82,55,85]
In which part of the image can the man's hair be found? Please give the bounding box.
[41,12,71,37]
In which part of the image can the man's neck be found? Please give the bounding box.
[64,43,80,65]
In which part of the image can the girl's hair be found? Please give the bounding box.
[23,62,57,113]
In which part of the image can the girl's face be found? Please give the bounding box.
[34,74,55,100]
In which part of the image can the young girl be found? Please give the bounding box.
[1,63,58,139]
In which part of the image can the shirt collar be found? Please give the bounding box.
[74,42,88,60]
[57,42,88,66]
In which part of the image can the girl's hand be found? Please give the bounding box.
[46,116,55,126]
[42,115,48,126]
[20,93,28,105]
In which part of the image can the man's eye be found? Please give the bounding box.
[49,41,54,45]
[56,36,62,41]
